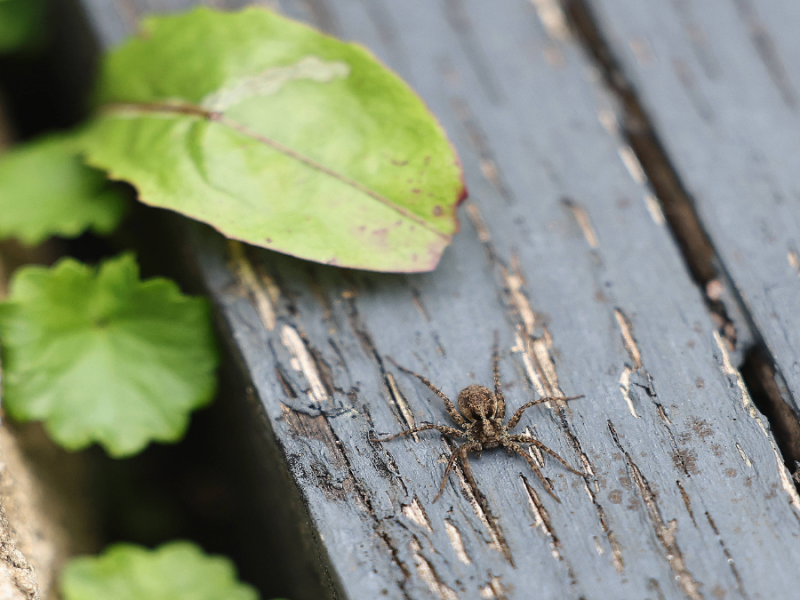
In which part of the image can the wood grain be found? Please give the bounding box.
[77,0,800,598]
[582,0,800,421]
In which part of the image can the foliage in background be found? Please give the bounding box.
[0,134,127,244]
[0,253,218,457]
[0,0,46,53]
[78,7,465,272]
[61,541,264,600]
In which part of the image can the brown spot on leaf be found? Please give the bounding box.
[433,205,443,216]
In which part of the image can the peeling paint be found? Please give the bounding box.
[529,0,571,40]
[228,240,277,331]
[466,201,492,242]
[402,497,432,532]
[443,520,471,564]
[564,198,600,248]
[736,443,753,468]
[614,309,642,418]
[788,249,800,277]
[386,372,419,441]
[280,324,328,404]
[618,145,647,184]
[644,193,667,225]
[409,538,459,600]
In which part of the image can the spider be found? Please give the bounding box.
[370,339,585,502]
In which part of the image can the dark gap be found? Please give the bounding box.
[563,0,800,483]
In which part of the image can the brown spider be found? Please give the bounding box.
[370,340,585,502]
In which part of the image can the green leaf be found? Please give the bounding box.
[0,134,127,245]
[79,7,465,273]
[0,0,45,53]
[0,253,218,457]
[61,541,260,600]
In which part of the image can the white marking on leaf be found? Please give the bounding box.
[202,56,350,111]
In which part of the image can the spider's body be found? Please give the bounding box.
[371,341,585,502]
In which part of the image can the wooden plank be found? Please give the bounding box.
[579,0,800,420]
[77,0,800,598]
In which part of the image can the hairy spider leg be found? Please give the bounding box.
[392,361,467,426]
[371,423,465,443]
[504,441,561,501]
[492,333,506,419]
[506,395,585,430]
[508,434,585,477]
[434,441,481,503]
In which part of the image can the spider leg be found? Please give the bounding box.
[504,441,561,502]
[370,424,465,442]
[493,331,506,420]
[507,395,584,430]
[433,442,481,503]
[390,359,467,426]
[508,434,585,477]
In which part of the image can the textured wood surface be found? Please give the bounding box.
[582,0,800,419]
[77,0,800,598]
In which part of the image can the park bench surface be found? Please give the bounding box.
[76,0,800,598]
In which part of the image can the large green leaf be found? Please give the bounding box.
[0,254,218,457]
[0,134,126,245]
[79,7,465,273]
[61,542,261,600]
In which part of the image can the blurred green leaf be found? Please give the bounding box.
[61,541,260,600]
[0,0,45,53]
[0,134,126,245]
[79,7,465,273]
[0,253,218,457]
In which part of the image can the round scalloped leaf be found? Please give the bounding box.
[79,7,465,273]
[0,134,127,245]
[61,542,260,600]
[0,253,218,457]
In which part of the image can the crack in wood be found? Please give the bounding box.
[409,538,459,600]
[466,201,629,574]
[705,512,749,600]
[675,480,697,529]
[607,421,704,600]
[385,372,419,442]
[714,331,800,515]
[449,98,512,201]
[520,475,567,564]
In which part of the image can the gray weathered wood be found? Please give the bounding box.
[78,0,800,598]
[582,0,800,419]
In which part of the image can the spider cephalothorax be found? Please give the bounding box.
[371,339,585,502]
